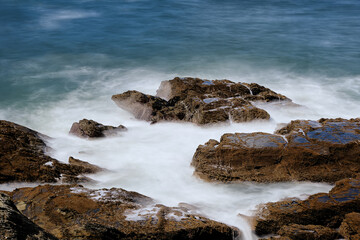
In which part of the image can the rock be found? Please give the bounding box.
[258,224,340,240]
[69,119,126,138]
[192,133,288,182]
[253,178,360,236]
[0,192,58,240]
[277,224,340,240]
[68,156,103,174]
[112,77,290,124]
[8,184,240,240]
[339,212,360,240]
[156,77,289,102]
[0,120,102,184]
[192,118,360,183]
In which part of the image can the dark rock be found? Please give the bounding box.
[69,119,126,138]
[253,178,360,236]
[112,77,290,124]
[339,212,360,240]
[9,184,240,240]
[0,120,102,184]
[192,118,360,183]
[0,192,58,240]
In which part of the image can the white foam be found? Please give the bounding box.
[39,10,99,29]
[3,65,358,239]
[44,161,53,167]
[125,205,161,221]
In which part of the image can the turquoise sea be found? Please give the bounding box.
[1,1,359,239]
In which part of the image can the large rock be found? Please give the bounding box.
[0,120,101,183]
[69,119,126,138]
[112,77,291,124]
[0,192,58,240]
[253,178,360,237]
[192,118,360,183]
[8,184,240,240]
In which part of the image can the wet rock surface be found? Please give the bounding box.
[0,192,58,240]
[0,120,102,184]
[69,119,126,138]
[253,178,360,238]
[8,184,240,240]
[192,118,360,183]
[112,77,290,124]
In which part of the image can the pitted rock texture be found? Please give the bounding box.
[339,212,360,240]
[254,178,360,238]
[69,119,126,138]
[0,120,101,183]
[112,77,290,124]
[192,118,360,183]
[8,184,240,240]
[260,224,340,240]
[0,192,58,240]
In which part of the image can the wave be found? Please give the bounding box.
[39,9,100,29]
[1,64,357,239]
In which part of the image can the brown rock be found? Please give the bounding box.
[8,184,240,240]
[156,78,289,102]
[339,212,360,240]
[112,77,290,124]
[192,118,360,183]
[0,120,102,184]
[68,156,103,174]
[253,178,360,236]
[192,132,288,182]
[0,192,58,240]
[277,224,340,240]
[69,119,126,138]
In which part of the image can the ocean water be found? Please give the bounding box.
[1,0,360,239]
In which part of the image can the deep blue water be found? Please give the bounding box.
[1,0,360,108]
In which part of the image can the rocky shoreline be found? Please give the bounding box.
[1,77,360,239]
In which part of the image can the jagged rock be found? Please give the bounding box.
[253,178,360,237]
[69,119,126,138]
[8,184,240,240]
[68,156,103,174]
[192,118,360,183]
[0,120,102,184]
[112,77,290,124]
[339,212,360,240]
[156,77,289,102]
[0,192,58,240]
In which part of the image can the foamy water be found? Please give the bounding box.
[2,67,357,239]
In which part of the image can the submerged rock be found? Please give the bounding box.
[69,119,126,138]
[112,77,290,124]
[0,192,58,240]
[8,184,240,240]
[0,120,102,184]
[253,178,360,238]
[192,118,360,183]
